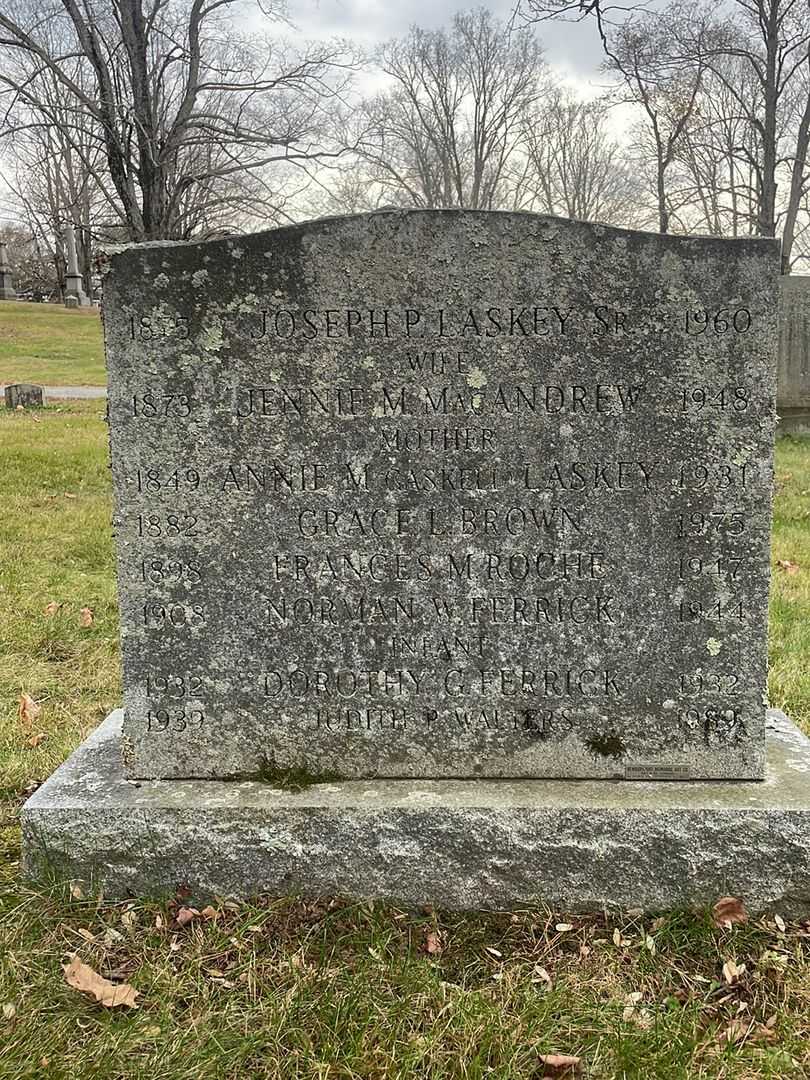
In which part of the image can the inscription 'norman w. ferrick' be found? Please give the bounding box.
[104,210,779,780]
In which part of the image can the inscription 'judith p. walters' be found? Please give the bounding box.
[104,210,779,780]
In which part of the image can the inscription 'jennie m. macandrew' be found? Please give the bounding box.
[103,211,779,780]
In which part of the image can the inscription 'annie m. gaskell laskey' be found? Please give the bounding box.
[103,210,779,781]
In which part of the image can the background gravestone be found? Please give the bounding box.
[102,211,779,781]
[5,383,44,409]
[0,240,15,300]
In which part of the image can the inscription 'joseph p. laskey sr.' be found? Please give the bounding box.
[104,210,779,781]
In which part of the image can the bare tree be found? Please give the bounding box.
[601,3,717,233]
[514,88,642,224]
[521,0,810,268]
[0,0,356,241]
[358,9,545,209]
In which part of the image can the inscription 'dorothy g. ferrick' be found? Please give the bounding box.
[103,211,780,780]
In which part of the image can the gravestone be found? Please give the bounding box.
[0,241,16,300]
[64,224,91,307]
[5,383,44,409]
[22,212,810,913]
[103,211,777,781]
[777,276,810,433]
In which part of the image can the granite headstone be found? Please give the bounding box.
[102,211,779,781]
[5,383,44,409]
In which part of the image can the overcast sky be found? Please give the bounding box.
[281,0,610,88]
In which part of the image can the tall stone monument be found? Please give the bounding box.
[0,241,16,300]
[22,212,810,912]
[64,224,91,307]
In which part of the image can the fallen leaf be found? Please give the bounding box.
[774,913,786,933]
[77,928,95,943]
[26,733,47,748]
[19,693,41,727]
[713,896,748,928]
[101,927,123,946]
[424,930,443,955]
[718,1018,749,1044]
[175,906,199,927]
[2,1003,16,1020]
[776,559,799,575]
[79,607,94,627]
[70,881,84,900]
[555,923,573,932]
[121,909,138,929]
[538,1052,581,1075]
[43,601,60,617]
[62,956,139,1008]
[154,914,164,929]
[63,492,76,499]
[622,991,643,1021]
[722,959,746,984]
[532,965,552,988]
[644,934,656,955]
[200,905,218,920]
[484,946,502,959]
[612,928,622,946]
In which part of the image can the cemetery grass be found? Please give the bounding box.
[0,301,105,386]
[0,403,809,1080]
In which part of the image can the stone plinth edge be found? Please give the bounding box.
[21,709,810,914]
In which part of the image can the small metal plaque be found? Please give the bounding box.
[624,764,692,781]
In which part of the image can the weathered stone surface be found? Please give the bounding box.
[102,211,780,780]
[5,382,44,409]
[21,708,810,913]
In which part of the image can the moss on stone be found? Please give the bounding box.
[254,760,343,791]
[585,733,626,761]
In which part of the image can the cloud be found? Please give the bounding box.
[283,0,608,77]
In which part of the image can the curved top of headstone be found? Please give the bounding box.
[108,208,780,266]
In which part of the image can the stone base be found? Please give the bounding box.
[21,710,810,914]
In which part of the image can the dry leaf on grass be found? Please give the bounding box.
[200,905,218,920]
[722,959,746,984]
[26,732,47,748]
[19,693,41,727]
[175,906,199,927]
[2,1003,16,1020]
[719,1018,749,1044]
[555,923,573,932]
[79,607,94,627]
[43,601,61,616]
[423,930,443,955]
[776,559,799,575]
[774,913,786,932]
[62,956,139,1009]
[712,896,748,928]
[538,1052,582,1076]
